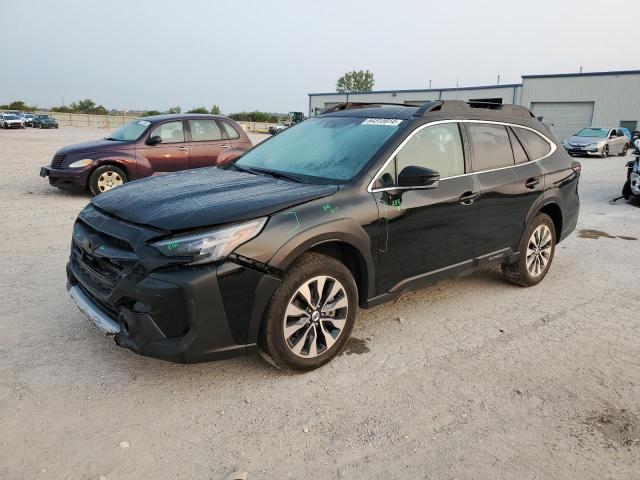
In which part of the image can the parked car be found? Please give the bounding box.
[1,113,25,129]
[23,112,36,127]
[32,114,59,129]
[40,114,251,195]
[619,127,632,143]
[562,127,629,157]
[65,100,580,371]
[268,123,289,135]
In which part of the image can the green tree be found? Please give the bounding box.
[336,70,375,93]
[168,106,181,114]
[210,104,221,115]
[186,107,209,114]
[0,100,39,111]
[142,110,161,117]
[70,98,96,113]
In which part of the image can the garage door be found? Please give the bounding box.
[530,102,594,141]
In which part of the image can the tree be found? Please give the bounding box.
[336,70,375,93]
[142,110,161,117]
[70,98,96,113]
[168,106,181,114]
[0,100,39,111]
[186,107,209,114]
[210,105,221,115]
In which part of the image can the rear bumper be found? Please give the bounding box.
[40,166,90,191]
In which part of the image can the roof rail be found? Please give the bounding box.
[321,102,411,114]
[413,100,535,119]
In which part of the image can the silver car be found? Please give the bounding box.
[562,127,629,157]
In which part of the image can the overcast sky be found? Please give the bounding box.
[0,0,635,114]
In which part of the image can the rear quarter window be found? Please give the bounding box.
[222,121,240,140]
[513,127,552,160]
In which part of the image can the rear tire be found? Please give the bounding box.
[89,165,127,195]
[258,253,358,372]
[501,213,556,287]
[619,144,628,156]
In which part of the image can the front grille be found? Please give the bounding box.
[78,220,135,253]
[77,283,119,321]
[71,243,122,295]
[51,154,66,168]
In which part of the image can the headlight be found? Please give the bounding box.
[152,218,267,265]
[68,159,93,168]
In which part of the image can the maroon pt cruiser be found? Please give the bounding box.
[40,114,252,195]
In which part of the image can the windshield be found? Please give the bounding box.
[106,119,151,141]
[576,128,608,138]
[5,115,18,120]
[236,116,404,182]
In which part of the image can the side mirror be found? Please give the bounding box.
[397,166,440,189]
[146,135,162,145]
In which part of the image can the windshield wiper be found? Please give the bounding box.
[104,137,120,141]
[226,163,257,175]
[248,167,304,183]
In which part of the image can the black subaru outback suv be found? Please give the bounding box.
[67,101,580,371]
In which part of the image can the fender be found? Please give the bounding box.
[268,217,376,298]
[90,151,137,180]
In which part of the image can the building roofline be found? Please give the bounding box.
[308,83,521,97]
[522,69,640,79]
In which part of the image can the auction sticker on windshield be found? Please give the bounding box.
[138,120,150,126]
[362,118,402,126]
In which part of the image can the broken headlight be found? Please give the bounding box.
[151,218,267,265]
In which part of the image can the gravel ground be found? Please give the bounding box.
[0,126,638,480]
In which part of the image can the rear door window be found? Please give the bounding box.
[513,127,551,160]
[187,119,223,141]
[467,123,514,171]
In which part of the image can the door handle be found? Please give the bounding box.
[525,177,540,189]
[220,144,230,149]
[178,146,188,151]
[459,191,479,205]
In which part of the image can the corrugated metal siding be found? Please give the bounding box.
[521,74,640,127]
[530,102,594,140]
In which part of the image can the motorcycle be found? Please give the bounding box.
[622,142,640,201]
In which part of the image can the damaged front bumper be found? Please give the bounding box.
[67,205,281,364]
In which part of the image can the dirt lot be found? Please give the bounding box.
[1,126,639,480]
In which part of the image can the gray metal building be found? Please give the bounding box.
[308,70,640,140]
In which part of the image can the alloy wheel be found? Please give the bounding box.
[526,224,552,278]
[97,170,124,192]
[282,275,348,358]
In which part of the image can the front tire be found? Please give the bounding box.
[89,165,127,195]
[258,253,358,372]
[601,145,609,158]
[501,213,556,287]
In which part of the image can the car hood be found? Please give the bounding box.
[565,136,605,144]
[58,138,132,155]
[91,167,338,231]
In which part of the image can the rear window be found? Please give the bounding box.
[513,127,551,160]
[468,123,514,172]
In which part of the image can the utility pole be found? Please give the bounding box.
[428,79,432,89]
[497,74,500,85]
[579,66,583,74]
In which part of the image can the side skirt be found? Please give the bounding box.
[363,248,516,308]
